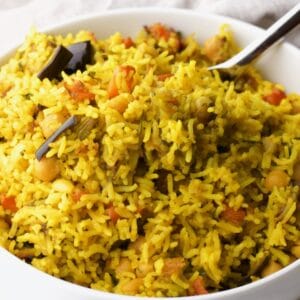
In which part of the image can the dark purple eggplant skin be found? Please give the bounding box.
[64,41,93,74]
[37,45,73,80]
[35,115,77,160]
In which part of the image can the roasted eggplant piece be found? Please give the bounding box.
[35,115,77,160]
[37,41,93,80]
[37,45,72,80]
[65,41,93,74]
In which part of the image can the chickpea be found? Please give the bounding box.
[39,111,68,138]
[261,260,282,277]
[33,157,60,182]
[203,36,227,63]
[265,170,289,191]
[162,257,186,276]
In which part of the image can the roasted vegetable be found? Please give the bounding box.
[37,41,93,80]
[107,65,136,99]
[37,45,72,80]
[65,80,95,102]
[35,115,77,160]
[65,41,93,74]
[39,111,69,138]
[265,169,289,190]
[74,116,98,140]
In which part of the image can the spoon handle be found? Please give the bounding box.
[208,3,300,70]
[237,3,300,66]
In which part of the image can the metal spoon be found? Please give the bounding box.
[208,3,300,71]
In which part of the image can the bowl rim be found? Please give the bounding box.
[1,246,300,300]
[1,7,299,61]
[0,7,299,300]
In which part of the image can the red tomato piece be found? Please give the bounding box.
[263,88,286,106]
[1,195,17,212]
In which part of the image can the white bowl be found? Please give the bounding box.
[0,8,299,300]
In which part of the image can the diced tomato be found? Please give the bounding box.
[107,205,120,224]
[107,76,119,99]
[123,37,134,49]
[221,206,246,225]
[147,23,181,53]
[157,73,173,81]
[1,195,17,212]
[107,65,136,99]
[190,277,208,295]
[65,80,95,102]
[148,23,172,40]
[263,88,286,106]
[119,65,135,91]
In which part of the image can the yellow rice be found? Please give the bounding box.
[0,24,299,297]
